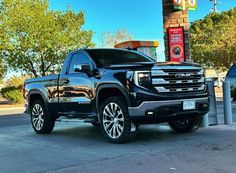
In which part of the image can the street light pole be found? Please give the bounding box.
[213,0,217,12]
[210,0,218,12]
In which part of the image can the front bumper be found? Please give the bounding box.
[128,97,209,123]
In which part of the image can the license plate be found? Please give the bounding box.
[183,100,195,110]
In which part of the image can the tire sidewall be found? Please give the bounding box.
[30,100,54,134]
[99,96,136,143]
[169,118,202,133]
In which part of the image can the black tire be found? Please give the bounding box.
[30,100,55,134]
[233,90,236,101]
[99,96,137,143]
[168,118,202,133]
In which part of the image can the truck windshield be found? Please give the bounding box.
[86,49,155,67]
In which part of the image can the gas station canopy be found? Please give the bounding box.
[114,40,159,49]
[114,40,159,61]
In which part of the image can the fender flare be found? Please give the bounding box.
[28,90,49,114]
[95,84,131,115]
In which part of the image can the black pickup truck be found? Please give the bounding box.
[24,48,209,143]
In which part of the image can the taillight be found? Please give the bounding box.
[22,83,25,97]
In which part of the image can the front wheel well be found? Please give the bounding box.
[97,88,129,107]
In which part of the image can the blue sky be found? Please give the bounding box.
[50,0,236,61]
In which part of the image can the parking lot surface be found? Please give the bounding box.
[0,100,235,173]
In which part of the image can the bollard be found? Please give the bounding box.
[207,79,218,125]
[223,81,233,125]
[201,79,218,127]
[202,113,209,128]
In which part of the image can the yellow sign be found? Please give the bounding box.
[173,0,186,10]
[187,0,197,11]
[173,0,197,11]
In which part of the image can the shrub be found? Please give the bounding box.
[1,75,29,103]
[5,75,26,87]
[1,85,24,103]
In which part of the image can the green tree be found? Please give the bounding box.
[5,75,28,87]
[1,75,28,103]
[103,29,133,48]
[0,59,5,80]
[190,8,236,69]
[0,0,94,77]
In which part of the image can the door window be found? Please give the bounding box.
[69,52,94,74]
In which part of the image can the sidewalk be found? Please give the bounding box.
[0,105,24,111]
[0,101,24,110]
[215,86,223,98]
[0,106,25,116]
[0,98,25,115]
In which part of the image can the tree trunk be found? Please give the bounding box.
[40,53,46,76]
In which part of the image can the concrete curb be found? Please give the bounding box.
[0,107,25,111]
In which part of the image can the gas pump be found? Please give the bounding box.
[114,41,159,61]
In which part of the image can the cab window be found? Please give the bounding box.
[69,52,94,74]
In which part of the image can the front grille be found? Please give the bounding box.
[151,67,205,93]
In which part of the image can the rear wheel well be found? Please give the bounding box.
[29,94,45,109]
[29,93,57,120]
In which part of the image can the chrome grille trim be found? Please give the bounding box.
[151,70,203,77]
[155,85,205,93]
[152,77,205,85]
[151,70,169,76]
[151,67,205,93]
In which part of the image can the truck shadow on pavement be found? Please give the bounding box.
[47,123,204,145]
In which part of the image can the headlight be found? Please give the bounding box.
[135,71,151,87]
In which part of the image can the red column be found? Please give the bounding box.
[162,0,191,62]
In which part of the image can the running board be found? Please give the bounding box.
[57,116,97,123]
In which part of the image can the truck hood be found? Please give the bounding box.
[104,61,202,71]
[152,61,202,70]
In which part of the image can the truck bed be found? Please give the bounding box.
[25,74,60,84]
[24,74,60,106]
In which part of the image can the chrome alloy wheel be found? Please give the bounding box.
[102,102,124,139]
[31,104,44,131]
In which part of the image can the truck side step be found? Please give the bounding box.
[57,116,97,123]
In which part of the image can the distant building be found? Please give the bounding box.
[205,69,226,78]
[205,68,227,87]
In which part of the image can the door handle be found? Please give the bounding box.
[63,79,70,84]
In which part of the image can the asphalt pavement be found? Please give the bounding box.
[0,101,235,173]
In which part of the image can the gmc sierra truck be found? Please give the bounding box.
[24,48,209,143]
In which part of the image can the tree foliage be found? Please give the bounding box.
[103,29,133,48]
[5,75,28,87]
[1,75,28,103]
[1,85,24,103]
[0,58,5,80]
[0,0,94,77]
[190,8,236,69]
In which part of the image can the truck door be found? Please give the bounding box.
[58,52,95,116]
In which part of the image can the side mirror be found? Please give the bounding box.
[74,64,91,73]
